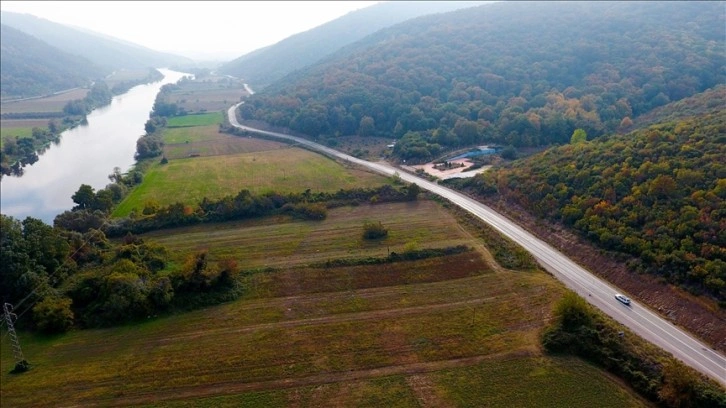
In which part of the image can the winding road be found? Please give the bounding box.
[227,103,725,386]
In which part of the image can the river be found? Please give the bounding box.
[0,68,189,224]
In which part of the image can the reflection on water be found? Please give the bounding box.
[0,69,189,224]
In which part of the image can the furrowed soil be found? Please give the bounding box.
[1,199,648,407]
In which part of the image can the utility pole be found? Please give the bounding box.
[3,303,29,373]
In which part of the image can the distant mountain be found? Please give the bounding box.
[0,24,105,98]
[218,1,486,88]
[0,11,193,71]
[239,1,724,157]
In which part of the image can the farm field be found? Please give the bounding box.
[113,132,391,217]
[166,112,223,128]
[170,76,250,114]
[0,213,647,406]
[0,88,89,114]
[0,120,48,143]
[143,200,475,269]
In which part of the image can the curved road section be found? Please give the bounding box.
[228,104,726,386]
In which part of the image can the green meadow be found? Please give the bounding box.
[166,112,223,128]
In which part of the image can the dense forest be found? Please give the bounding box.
[459,108,725,303]
[0,24,105,99]
[219,1,482,87]
[238,2,724,162]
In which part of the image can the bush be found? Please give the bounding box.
[283,202,327,220]
[32,296,74,334]
[362,221,388,240]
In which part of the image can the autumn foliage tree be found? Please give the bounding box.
[463,111,726,301]
[238,2,723,161]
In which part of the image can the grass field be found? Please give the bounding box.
[113,136,391,217]
[0,123,38,143]
[142,200,474,269]
[166,112,223,128]
[0,218,647,406]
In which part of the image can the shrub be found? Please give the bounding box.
[362,221,388,240]
[32,296,74,334]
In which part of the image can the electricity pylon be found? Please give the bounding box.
[3,303,29,373]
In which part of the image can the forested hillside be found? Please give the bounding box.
[239,1,724,161]
[1,11,193,71]
[634,85,726,129]
[0,24,105,98]
[219,1,483,87]
[461,107,725,302]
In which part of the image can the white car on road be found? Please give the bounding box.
[615,293,631,305]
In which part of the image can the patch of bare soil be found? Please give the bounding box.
[412,159,491,180]
[406,374,453,408]
[478,195,726,352]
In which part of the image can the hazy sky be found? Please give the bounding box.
[0,1,380,60]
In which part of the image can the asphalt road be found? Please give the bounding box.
[227,104,726,386]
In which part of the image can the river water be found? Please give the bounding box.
[0,68,189,224]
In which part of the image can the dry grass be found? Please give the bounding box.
[169,82,249,114]
[0,89,89,113]
[142,200,469,268]
[161,125,287,159]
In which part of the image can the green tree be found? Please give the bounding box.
[570,128,587,144]
[358,115,375,136]
[72,184,96,210]
[553,291,594,330]
[33,296,74,334]
[407,183,421,201]
[500,145,517,160]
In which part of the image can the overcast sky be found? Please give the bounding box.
[0,1,380,60]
